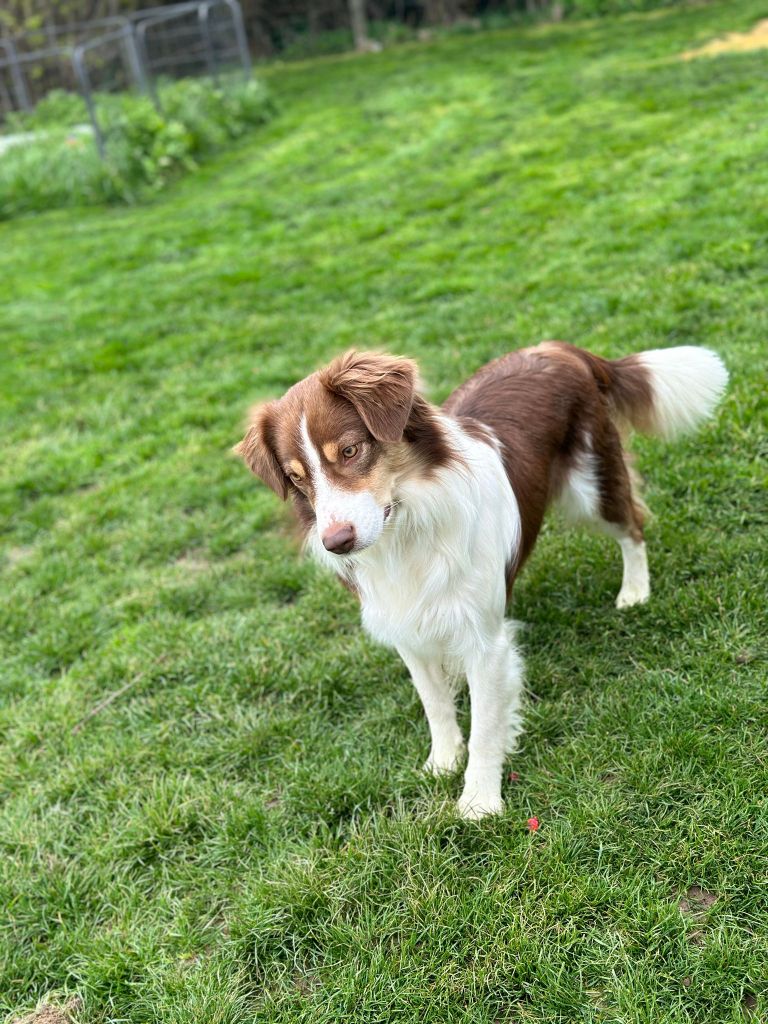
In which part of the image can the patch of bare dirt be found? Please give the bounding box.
[679,884,718,915]
[175,550,212,571]
[293,971,320,997]
[683,19,768,59]
[742,992,758,1017]
[678,885,718,946]
[13,997,82,1024]
[4,545,35,567]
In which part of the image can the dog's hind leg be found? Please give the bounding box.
[606,525,649,609]
[555,426,649,609]
[398,646,465,776]
[457,628,524,820]
[595,437,649,609]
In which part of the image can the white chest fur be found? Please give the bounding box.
[312,420,521,660]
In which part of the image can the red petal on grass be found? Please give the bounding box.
[507,771,520,782]
[527,816,540,832]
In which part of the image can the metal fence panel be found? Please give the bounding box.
[0,0,252,160]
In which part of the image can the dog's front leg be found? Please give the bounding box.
[458,629,524,820]
[398,646,465,775]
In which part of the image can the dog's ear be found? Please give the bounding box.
[233,402,288,499]
[320,350,418,443]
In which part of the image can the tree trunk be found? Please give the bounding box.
[348,0,371,52]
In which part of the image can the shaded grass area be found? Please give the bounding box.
[1,1,767,1020]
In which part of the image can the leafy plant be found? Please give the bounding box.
[5,88,89,132]
[0,77,275,217]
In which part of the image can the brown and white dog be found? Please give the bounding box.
[235,342,727,819]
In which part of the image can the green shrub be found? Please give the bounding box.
[0,77,275,218]
[5,88,89,132]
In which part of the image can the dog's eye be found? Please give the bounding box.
[342,444,359,460]
[288,471,303,485]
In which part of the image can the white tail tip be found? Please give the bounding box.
[637,346,729,439]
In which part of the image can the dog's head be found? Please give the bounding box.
[235,351,427,555]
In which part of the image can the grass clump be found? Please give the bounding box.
[0,78,275,218]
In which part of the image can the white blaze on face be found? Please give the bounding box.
[300,415,386,552]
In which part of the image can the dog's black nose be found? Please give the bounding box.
[321,522,356,554]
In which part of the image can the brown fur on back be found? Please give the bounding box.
[443,342,648,575]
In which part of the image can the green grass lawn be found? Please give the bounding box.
[1,2,767,1021]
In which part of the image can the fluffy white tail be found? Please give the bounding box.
[596,345,729,439]
[634,346,729,439]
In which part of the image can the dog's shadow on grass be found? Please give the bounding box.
[511,533,664,737]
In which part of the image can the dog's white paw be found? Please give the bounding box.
[456,791,504,821]
[615,585,650,609]
[423,741,465,777]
